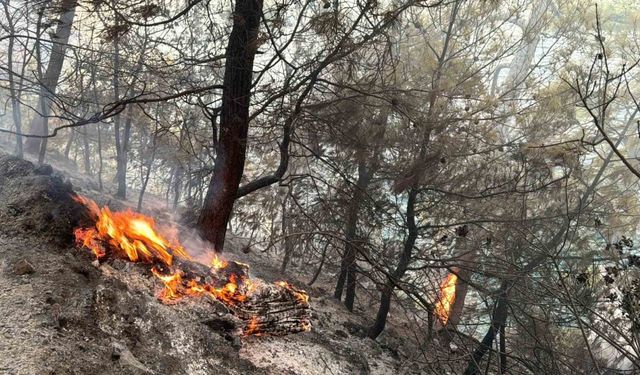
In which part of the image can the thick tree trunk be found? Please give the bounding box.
[37,131,48,164]
[196,0,263,251]
[447,269,470,329]
[25,0,76,156]
[368,188,418,339]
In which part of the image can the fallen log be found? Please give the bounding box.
[237,282,312,336]
[151,257,312,336]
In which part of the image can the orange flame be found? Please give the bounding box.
[276,281,309,304]
[244,316,260,336]
[72,195,309,317]
[72,195,189,265]
[211,254,228,269]
[435,273,458,325]
[151,267,185,302]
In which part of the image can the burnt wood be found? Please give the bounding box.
[148,254,310,336]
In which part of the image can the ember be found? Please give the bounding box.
[435,273,457,325]
[72,195,311,336]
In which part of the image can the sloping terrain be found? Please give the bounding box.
[0,152,427,375]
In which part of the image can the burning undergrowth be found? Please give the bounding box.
[72,195,311,337]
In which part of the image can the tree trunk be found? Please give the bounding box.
[111,19,147,199]
[464,282,509,375]
[97,123,103,190]
[64,129,75,159]
[368,188,418,339]
[185,164,193,203]
[335,109,388,310]
[111,17,127,199]
[280,188,294,273]
[165,169,173,205]
[172,122,187,209]
[137,161,153,211]
[502,0,552,96]
[91,65,104,191]
[25,0,77,156]
[436,235,474,345]
[334,159,369,310]
[82,128,91,175]
[196,0,263,251]
[73,133,79,164]
[366,2,455,337]
[448,268,470,329]
[308,241,329,286]
[10,93,23,158]
[115,106,132,199]
[435,266,471,347]
[138,127,157,211]
[499,322,507,374]
[172,167,183,210]
[3,0,23,158]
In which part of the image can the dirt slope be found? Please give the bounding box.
[0,153,424,375]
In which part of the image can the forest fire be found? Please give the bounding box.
[72,195,311,336]
[434,273,458,325]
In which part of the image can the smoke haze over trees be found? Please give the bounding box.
[4,0,640,373]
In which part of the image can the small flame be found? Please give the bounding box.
[435,273,458,325]
[245,316,260,336]
[151,268,184,302]
[211,254,228,269]
[276,281,309,304]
